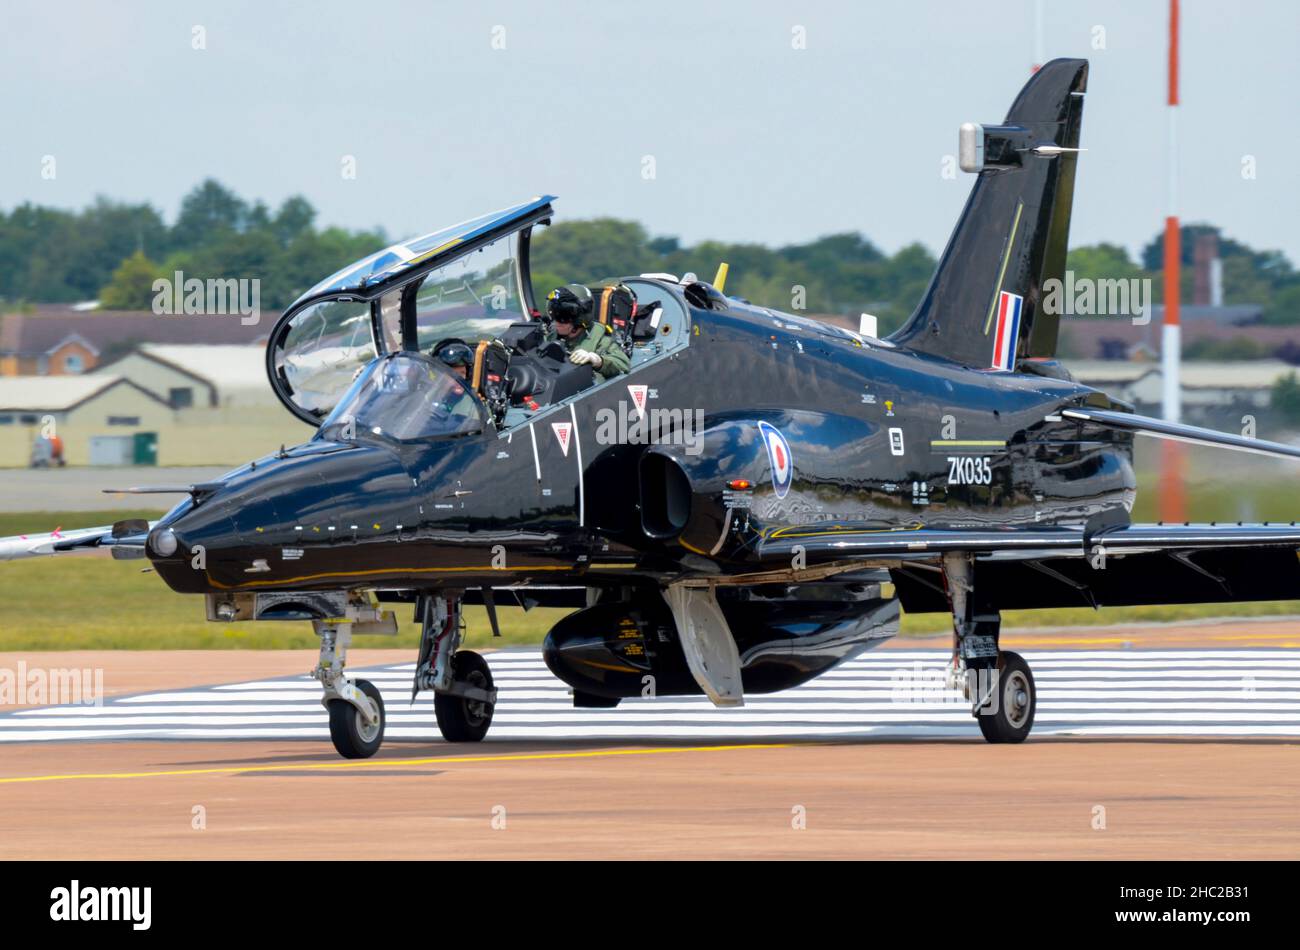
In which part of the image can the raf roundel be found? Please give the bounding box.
[757,421,793,500]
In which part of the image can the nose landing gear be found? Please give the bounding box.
[311,612,390,759]
[328,678,386,757]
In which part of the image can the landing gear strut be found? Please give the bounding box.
[313,616,386,759]
[941,553,1037,743]
[413,594,498,742]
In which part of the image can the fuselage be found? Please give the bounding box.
[148,279,1135,595]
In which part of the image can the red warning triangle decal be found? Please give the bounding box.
[552,421,572,457]
[627,384,648,419]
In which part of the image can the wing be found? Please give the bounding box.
[0,484,202,562]
[0,519,156,562]
[751,520,1300,613]
[746,410,1300,610]
[756,521,1300,562]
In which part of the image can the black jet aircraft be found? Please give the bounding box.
[10,58,1300,757]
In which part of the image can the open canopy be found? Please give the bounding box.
[266,196,555,426]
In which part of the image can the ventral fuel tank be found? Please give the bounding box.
[543,575,899,704]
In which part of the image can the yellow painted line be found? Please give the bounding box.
[574,657,642,674]
[404,237,463,266]
[982,200,1025,335]
[1003,636,1175,646]
[767,523,924,540]
[1004,632,1300,647]
[1203,632,1300,641]
[0,743,788,786]
[211,564,572,590]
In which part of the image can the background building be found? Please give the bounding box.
[0,375,172,466]
[0,341,309,467]
[0,306,274,376]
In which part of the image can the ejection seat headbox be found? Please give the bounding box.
[588,282,637,355]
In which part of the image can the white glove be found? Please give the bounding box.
[569,349,603,369]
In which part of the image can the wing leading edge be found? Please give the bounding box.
[756,522,1300,565]
[0,520,156,562]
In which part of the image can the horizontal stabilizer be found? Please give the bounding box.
[103,486,205,493]
[1059,407,1300,461]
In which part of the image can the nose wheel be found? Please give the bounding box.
[312,616,388,759]
[328,678,386,758]
[435,651,496,742]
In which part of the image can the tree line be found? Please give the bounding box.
[1,180,1297,334]
[0,180,386,311]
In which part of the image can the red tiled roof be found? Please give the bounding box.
[0,305,276,356]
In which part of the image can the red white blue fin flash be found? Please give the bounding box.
[991,290,1023,372]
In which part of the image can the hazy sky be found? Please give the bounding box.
[3,0,1298,265]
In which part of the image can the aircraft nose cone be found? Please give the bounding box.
[151,440,419,594]
[223,442,415,544]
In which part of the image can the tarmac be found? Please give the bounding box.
[0,621,1296,859]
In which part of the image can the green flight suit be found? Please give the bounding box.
[545,321,630,379]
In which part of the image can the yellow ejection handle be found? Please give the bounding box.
[712,262,729,293]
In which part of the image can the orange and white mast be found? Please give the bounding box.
[1159,0,1186,522]
[1162,0,1182,424]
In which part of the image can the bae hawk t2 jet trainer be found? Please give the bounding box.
[9,59,1300,756]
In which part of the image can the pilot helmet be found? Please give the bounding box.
[435,341,474,371]
[546,284,594,329]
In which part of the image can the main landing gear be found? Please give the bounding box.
[412,594,497,744]
[941,553,1037,743]
[310,593,497,759]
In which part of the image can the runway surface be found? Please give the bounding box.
[2,648,1299,742]
[1,637,1297,859]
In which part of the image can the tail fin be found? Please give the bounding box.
[889,58,1088,369]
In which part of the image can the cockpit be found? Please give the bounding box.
[318,354,486,444]
[266,196,691,440]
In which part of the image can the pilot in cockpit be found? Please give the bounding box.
[543,284,630,379]
[434,340,474,382]
[432,340,482,418]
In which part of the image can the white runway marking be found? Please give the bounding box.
[2,649,1299,743]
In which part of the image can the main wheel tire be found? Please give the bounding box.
[328,678,385,758]
[977,651,1035,743]
[435,651,495,742]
